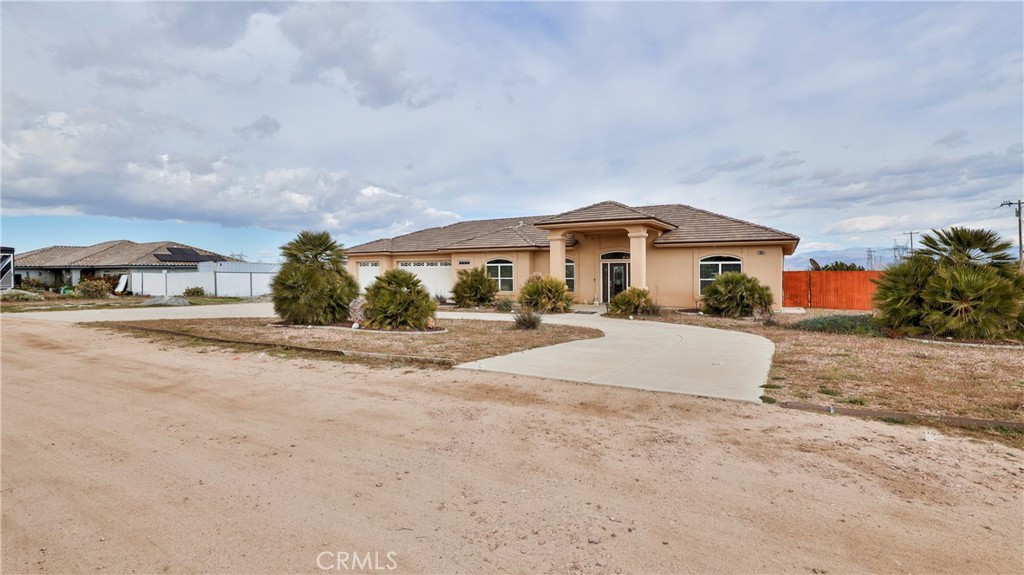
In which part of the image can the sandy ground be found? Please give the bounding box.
[2,316,1022,574]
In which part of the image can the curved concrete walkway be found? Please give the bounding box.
[442,310,773,402]
[7,303,774,402]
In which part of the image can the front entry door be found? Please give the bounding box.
[602,262,630,303]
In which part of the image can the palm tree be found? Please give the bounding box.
[271,231,359,325]
[875,226,1024,341]
[917,226,1016,269]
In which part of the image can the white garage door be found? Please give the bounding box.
[398,261,454,297]
[356,261,380,292]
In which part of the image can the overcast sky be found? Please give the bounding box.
[3,1,1022,262]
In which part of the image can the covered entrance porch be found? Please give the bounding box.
[534,202,678,303]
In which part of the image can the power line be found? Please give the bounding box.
[1000,200,1023,274]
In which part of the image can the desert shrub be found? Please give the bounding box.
[364,268,438,330]
[874,227,1024,340]
[19,277,45,290]
[451,266,498,307]
[76,278,112,299]
[183,286,206,297]
[607,287,659,317]
[920,265,1021,340]
[434,292,449,305]
[0,289,44,302]
[872,256,936,334]
[791,314,882,336]
[518,273,573,313]
[700,272,774,318]
[494,298,515,313]
[271,230,359,325]
[512,308,543,330]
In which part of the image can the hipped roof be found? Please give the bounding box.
[349,201,799,255]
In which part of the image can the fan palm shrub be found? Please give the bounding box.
[874,226,1024,340]
[700,272,774,318]
[607,287,659,317]
[872,255,937,334]
[271,231,359,325]
[451,266,498,307]
[363,268,437,330]
[518,273,574,313]
[920,265,1021,339]
[917,226,1016,270]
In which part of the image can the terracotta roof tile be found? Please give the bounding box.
[348,202,798,254]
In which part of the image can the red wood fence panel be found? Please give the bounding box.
[783,271,810,307]
[783,271,884,310]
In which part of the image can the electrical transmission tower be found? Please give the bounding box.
[866,248,875,270]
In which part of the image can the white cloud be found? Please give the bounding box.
[823,215,909,234]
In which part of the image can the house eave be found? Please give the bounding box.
[535,218,676,233]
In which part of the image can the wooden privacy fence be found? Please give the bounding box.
[783,271,884,310]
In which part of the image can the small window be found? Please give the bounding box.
[486,259,514,292]
[699,256,742,294]
[565,258,576,292]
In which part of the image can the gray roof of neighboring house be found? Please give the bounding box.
[16,240,237,268]
[349,201,799,254]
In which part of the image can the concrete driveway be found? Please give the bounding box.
[442,310,774,402]
[8,303,774,402]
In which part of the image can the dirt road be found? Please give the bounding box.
[2,317,1021,573]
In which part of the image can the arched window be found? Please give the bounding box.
[486,259,514,292]
[600,252,630,260]
[565,258,576,292]
[699,255,742,294]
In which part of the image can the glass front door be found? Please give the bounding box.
[602,262,630,303]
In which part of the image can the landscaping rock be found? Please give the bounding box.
[348,297,367,323]
[141,296,191,307]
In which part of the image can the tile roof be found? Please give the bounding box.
[348,202,799,254]
[535,201,674,228]
[639,204,799,245]
[16,240,236,268]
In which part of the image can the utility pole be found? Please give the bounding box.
[903,230,917,255]
[1001,200,1024,274]
[866,248,875,270]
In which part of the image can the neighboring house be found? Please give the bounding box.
[347,201,800,308]
[12,240,279,297]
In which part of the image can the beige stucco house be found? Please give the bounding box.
[347,201,799,309]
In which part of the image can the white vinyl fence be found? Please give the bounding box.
[130,262,279,297]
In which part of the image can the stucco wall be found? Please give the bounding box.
[347,240,786,308]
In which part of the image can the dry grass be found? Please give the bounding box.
[88,317,603,364]
[1,295,247,313]
[643,310,1024,437]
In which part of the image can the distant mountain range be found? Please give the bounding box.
[784,247,902,271]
